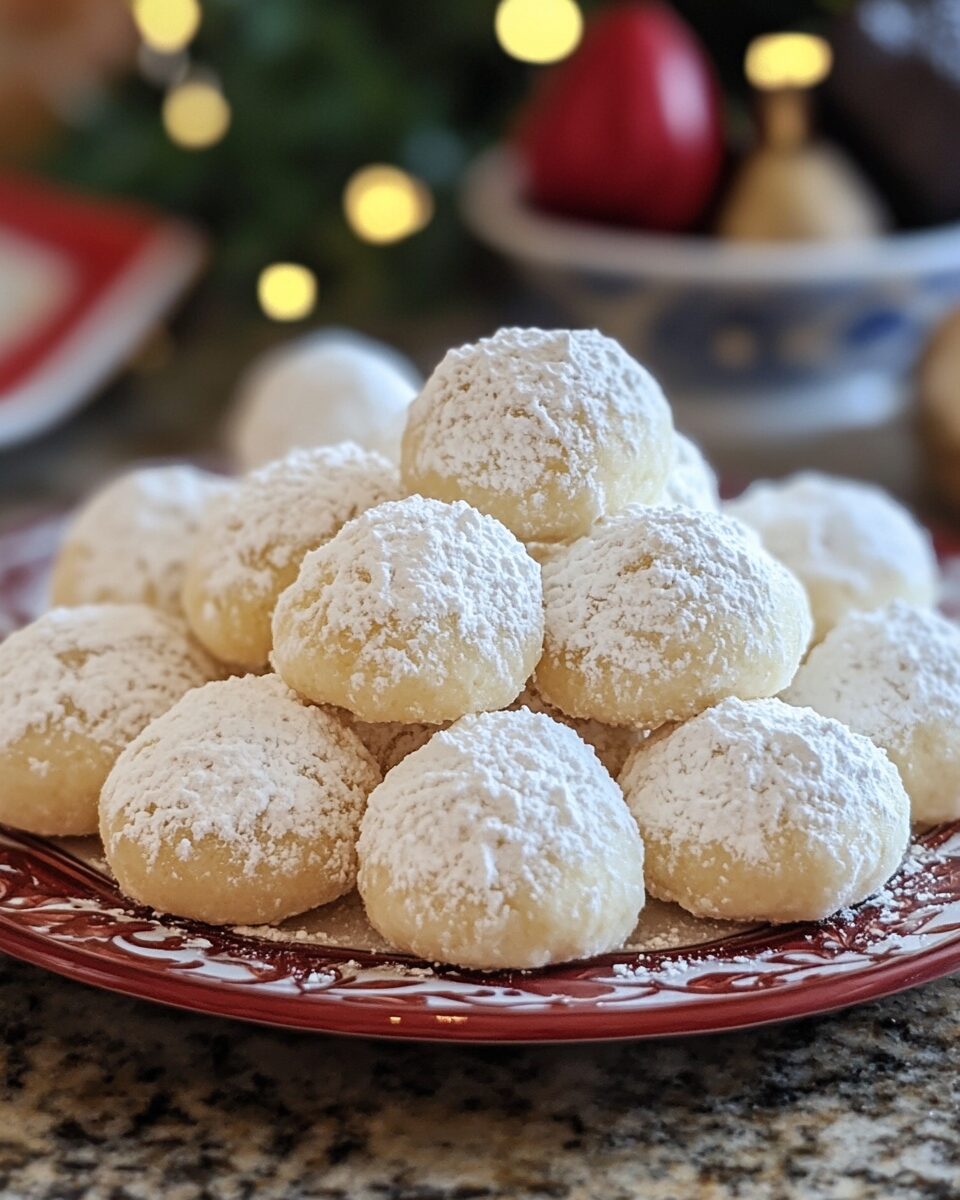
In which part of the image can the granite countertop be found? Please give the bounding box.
[1,956,957,1200]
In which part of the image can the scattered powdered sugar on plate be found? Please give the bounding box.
[52,464,232,613]
[274,496,543,699]
[194,443,402,599]
[0,604,219,753]
[230,890,402,954]
[608,837,957,985]
[620,898,750,952]
[100,674,379,878]
[858,839,951,922]
[227,892,747,958]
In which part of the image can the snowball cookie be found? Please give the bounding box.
[725,472,939,643]
[357,708,646,968]
[784,602,960,825]
[512,683,644,778]
[272,496,544,724]
[620,697,910,923]
[100,674,380,926]
[182,444,401,670]
[537,506,812,728]
[401,327,674,543]
[0,606,219,836]
[50,464,232,616]
[661,434,720,512]
[228,329,420,469]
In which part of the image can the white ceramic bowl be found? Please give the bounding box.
[462,147,960,437]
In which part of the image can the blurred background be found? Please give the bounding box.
[2,0,960,517]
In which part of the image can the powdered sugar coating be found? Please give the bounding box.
[783,601,960,824]
[0,605,218,750]
[620,697,910,922]
[183,443,402,668]
[100,674,380,925]
[537,506,812,727]
[228,331,420,469]
[511,682,645,778]
[0,605,220,835]
[661,434,720,512]
[51,465,232,616]
[272,496,544,723]
[357,708,646,968]
[401,327,674,542]
[725,472,939,642]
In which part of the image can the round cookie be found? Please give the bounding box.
[100,674,380,926]
[401,327,674,543]
[620,697,910,923]
[182,443,401,670]
[0,605,220,836]
[783,601,960,825]
[272,496,544,724]
[725,472,938,643]
[50,464,232,616]
[357,708,646,969]
[512,683,644,778]
[537,506,812,728]
[228,330,420,469]
[661,434,720,512]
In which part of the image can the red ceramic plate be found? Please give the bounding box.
[1,512,959,1043]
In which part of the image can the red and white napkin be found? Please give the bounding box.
[0,174,204,447]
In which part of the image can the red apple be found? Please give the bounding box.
[516,1,725,231]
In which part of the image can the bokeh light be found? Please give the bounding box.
[745,33,833,90]
[343,165,434,244]
[495,0,583,64]
[162,79,231,149]
[132,0,202,53]
[257,263,318,321]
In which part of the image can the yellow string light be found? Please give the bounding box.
[132,0,202,53]
[745,33,833,90]
[257,263,318,321]
[343,165,434,245]
[495,0,583,64]
[162,79,231,150]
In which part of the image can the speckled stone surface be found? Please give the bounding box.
[1,957,957,1200]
